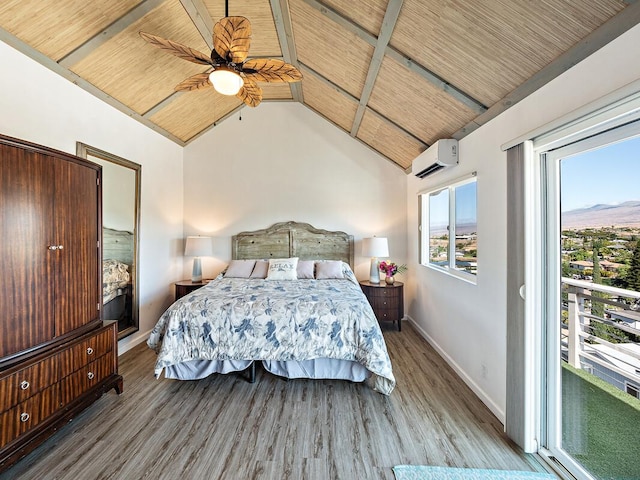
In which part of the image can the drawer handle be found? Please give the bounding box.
[87,347,94,355]
[20,412,30,422]
[87,372,95,380]
[20,380,30,390]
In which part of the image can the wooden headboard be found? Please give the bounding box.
[103,227,134,266]
[232,221,354,267]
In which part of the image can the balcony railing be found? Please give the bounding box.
[562,277,640,396]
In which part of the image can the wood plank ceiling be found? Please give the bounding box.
[0,0,637,171]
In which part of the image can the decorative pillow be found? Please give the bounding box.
[266,257,299,280]
[297,260,315,279]
[250,260,269,278]
[315,260,344,279]
[224,259,256,278]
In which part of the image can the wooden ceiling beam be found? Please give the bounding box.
[301,61,427,147]
[179,0,214,50]
[270,0,303,102]
[58,0,167,68]
[300,0,486,115]
[303,103,407,173]
[451,0,640,140]
[349,0,404,137]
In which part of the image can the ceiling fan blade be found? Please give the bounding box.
[174,72,212,91]
[236,78,262,107]
[213,16,251,64]
[242,59,302,83]
[140,31,211,65]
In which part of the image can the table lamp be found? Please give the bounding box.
[184,236,213,282]
[362,237,389,284]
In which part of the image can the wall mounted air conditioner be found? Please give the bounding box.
[412,139,458,178]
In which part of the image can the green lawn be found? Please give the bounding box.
[562,363,640,480]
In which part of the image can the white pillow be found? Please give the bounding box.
[266,258,299,280]
[225,259,256,278]
[297,260,315,279]
[250,260,269,278]
[315,260,344,279]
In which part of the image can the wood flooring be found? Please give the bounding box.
[0,323,545,480]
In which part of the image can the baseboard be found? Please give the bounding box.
[117,328,152,355]
[406,316,505,424]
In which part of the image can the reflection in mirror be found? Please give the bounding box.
[76,143,141,340]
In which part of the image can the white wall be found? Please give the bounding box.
[183,102,407,281]
[405,24,640,422]
[0,41,185,354]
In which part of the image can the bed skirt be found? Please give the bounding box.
[162,358,369,383]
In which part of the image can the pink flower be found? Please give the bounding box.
[379,261,407,276]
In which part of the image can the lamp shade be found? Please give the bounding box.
[184,236,213,257]
[362,237,389,258]
[209,68,243,95]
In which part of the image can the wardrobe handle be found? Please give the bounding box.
[87,372,95,380]
[48,245,58,251]
[20,413,30,423]
[58,245,64,250]
[87,347,94,355]
[20,380,30,390]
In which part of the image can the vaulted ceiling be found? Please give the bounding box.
[1,0,638,171]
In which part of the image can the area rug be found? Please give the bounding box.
[393,465,557,480]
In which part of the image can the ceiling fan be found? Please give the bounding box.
[140,13,302,107]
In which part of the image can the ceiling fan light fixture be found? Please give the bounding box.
[209,68,243,95]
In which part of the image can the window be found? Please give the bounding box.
[626,382,640,400]
[420,175,477,279]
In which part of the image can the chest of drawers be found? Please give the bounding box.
[0,322,122,471]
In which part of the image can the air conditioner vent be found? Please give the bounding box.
[412,139,458,178]
[415,163,446,179]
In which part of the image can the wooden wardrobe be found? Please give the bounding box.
[0,134,123,472]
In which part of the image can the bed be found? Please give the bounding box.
[147,222,396,395]
[102,227,133,322]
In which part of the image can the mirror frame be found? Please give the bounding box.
[76,142,141,340]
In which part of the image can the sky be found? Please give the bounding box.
[560,135,640,212]
[429,180,477,226]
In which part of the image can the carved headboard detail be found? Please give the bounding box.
[232,221,354,267]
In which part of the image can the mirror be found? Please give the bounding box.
[77,143,141,340]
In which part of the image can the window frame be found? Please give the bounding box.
[419,173,478,283]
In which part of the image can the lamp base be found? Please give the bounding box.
[369,257,380,284]
[191,257,203,282]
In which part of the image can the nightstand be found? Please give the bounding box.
[175,279,210,301]
[359,281,404,331]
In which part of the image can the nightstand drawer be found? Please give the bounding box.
[175,280,210,301]
[368,288,400,299]
[371,296,397,309]
[375,308,400,322]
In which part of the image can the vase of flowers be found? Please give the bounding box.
[379,261,407,285]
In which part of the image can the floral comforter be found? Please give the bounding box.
[147,269,395,395]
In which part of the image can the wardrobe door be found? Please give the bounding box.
[53,159,100,336]
[0,146,56,358]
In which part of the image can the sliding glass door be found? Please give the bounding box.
[540,123,640,480]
